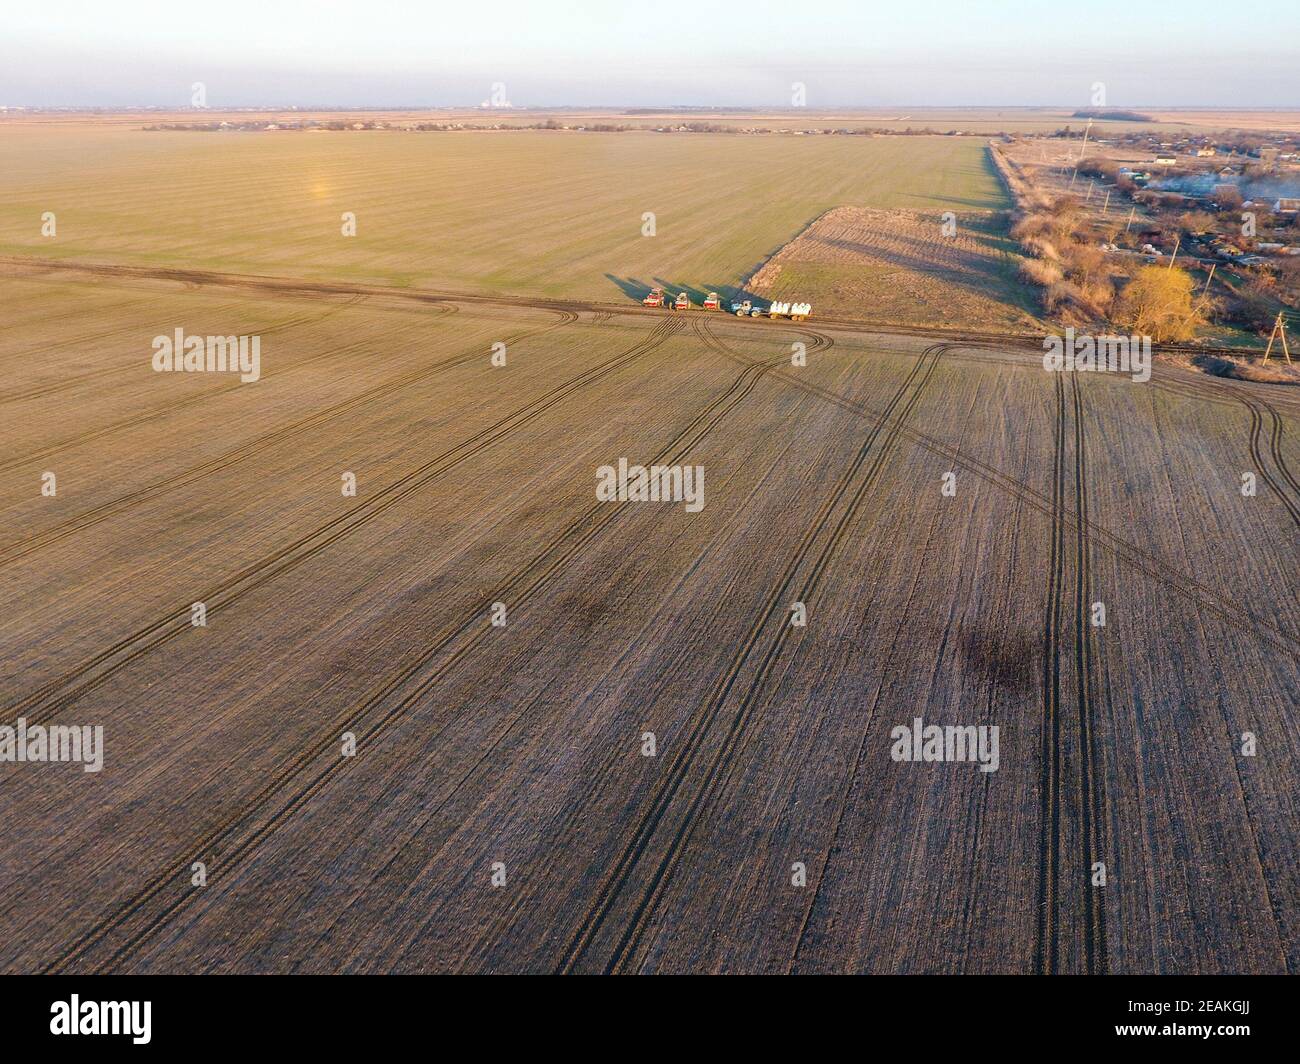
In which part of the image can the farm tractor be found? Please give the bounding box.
[730,299,764,317]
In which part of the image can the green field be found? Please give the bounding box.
[0,126,1006,301]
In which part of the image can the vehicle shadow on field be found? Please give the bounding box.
[606,275,753,306]
[605,275,654,300]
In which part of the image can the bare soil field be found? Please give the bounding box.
[748,206,1042,331]
[1,264,1296,973]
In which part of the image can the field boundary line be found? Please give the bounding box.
[8,254,1296,367]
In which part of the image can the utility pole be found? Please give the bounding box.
[1078,118,1093,161]
[1168,235,1180,269]
[1125,205,1136,234]
[1102,189,1111,214]
[1085,181,1094,203]
[1189,263,1218,324]
[1263,312,1292,365]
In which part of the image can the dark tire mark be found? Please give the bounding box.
[1037,373,1066,974]
[1071,374,1108,974]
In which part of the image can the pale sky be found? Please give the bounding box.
[3,0,1297,108]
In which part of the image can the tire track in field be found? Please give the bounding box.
[1141,391,1292,973]
[785,423,957,974]
[1243,398,1300,527]
[795,327,836,354]
[787,354,999,974]
[1263,400,1300,501]
[0,297,247,369]
[0,312,575,568]
[555,341,945,974]
[1155,374,1300,527]
[0,296,460,408]
[39,320,786,973]
[604,342,947,974]
[937,336,1299,533]
[1071,373,1108,975]
[1036,375,1067,975]
[964,339,1300,529]
[426,321,822,968]
[0,300,253,396]
[7,313,663,731]
[721,353,1298,653]
[606,332,930,975]
[0,294,370,474]
[323,322,794,971]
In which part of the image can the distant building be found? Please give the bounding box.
[1195,146,1216,157]
[1275,198,1300,214]
[1154,155,1177,166]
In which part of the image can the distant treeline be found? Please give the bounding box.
[141,119,634,132]
[143,120,996,136]
[1071,109,1153,122]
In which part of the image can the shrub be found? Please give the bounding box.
[1113,265,1204,341]
[1019,258,1063,286]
